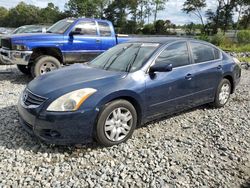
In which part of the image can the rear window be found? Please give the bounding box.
[98,22,112,36]
[190,42,221,63]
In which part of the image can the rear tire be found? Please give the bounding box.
[31,55,61,77]
[96,100,137,147]
[212,79,231,108]
[17,65,31,75]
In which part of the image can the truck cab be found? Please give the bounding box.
[0,18,129,77]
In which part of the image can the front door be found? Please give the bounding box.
[145,41,196,120]
[64,21,102,63]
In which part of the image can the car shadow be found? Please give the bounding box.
[0,67,32,85]
[241,179,250,188]
[140,104,210,128]
[0,103,212,155]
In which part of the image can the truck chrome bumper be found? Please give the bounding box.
[0,48,32,65]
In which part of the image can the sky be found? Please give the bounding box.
[0,0,226,25]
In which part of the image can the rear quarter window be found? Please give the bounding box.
[98,22,112,36]
[190,42,221,63]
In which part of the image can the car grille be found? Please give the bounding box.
[23,89,47,107]
[1,38,12,49]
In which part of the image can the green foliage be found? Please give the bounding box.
[238,57,250,63]
[220,43,250,53]
[196,34,210,42]
[0,2,65,27]
[210,32,227,46]
[182,0,206,33]
[142,24,155,34]
[65,0,107,18]
[0,7,8,27]
[237,30,250,44]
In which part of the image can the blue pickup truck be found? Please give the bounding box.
[0,18,130,77]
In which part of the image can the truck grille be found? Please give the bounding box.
[22,89,47,107]
[1,38,12,49]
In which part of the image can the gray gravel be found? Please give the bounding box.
[0,65,249,188]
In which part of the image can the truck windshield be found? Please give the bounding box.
[89,43,159,72]
[47,19,75,34]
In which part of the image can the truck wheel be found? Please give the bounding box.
[17,65,31,75]
[31,55,61,77]
[96,100,137,147]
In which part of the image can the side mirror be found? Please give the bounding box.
[69,28,81,36]
[149,63,173,73]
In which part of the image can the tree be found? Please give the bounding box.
[5,2,40,27]
[0,7,8,27]
[185,22,196,35]
[104,0,128,33]
[152,0,168,22]
[237,0,250,29]
[206,0,239,34]
[38,3,62,24]
[65,0,104,18]
[182,0,206,33]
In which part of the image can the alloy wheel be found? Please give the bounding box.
[104,107,133,142]
[219,83,230,105]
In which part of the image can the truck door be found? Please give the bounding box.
[64,20,102,63]
[97,21,116,51]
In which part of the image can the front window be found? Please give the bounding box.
[72,21,97,35]
[89,43,159,72]
[47,19,75,34]
[155,42,190,68]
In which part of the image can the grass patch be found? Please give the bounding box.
[220,43,250,53]
[238,57,250,63]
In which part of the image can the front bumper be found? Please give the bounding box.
[0,48,32,65]
[17,98,98,145]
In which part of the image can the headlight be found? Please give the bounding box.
[47,88,97,112]
[12,44,28,51]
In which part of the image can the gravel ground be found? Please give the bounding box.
[0,65,249,188]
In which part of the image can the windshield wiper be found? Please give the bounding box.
[125,45,142,72]
[103,44,133,70]
[46,31,53,33]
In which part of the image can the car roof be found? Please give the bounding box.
[127,37,193,44]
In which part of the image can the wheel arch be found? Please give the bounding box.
[96,91,144,127]
[30,47,64,64]
[223,74,234,94]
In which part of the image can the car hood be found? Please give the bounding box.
[28,64,127,97]
[5,33,63,42]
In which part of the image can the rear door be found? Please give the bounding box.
[64,20,102,62]
[145,41,196,119]
[188,41,223,105]
[97,21,116,51]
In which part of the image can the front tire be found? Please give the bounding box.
[31,55,61,77]
[212,79,231,108]
[96,100,137,147]
[17,65,31,75]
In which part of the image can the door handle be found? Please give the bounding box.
[96,39,101,43]
[185,73,193,80]
[217,65,222,70]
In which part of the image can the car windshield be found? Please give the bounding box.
[47,19,75,34]
[89,43,159,72]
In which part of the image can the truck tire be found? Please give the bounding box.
[31,55,61,77]
[17,65,31,75]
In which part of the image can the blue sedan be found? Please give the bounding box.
[18,38,241,146]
